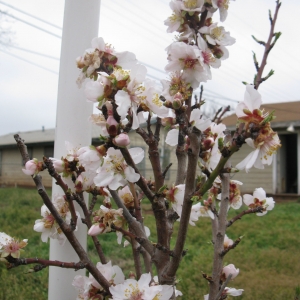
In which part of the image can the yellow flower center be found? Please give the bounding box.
[125,283,143,300]
[184,0,198,9]
[211,27,223,40]
[152,94,163,107]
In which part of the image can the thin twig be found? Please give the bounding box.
[119,147,154,202]
[162,163,172,179]
[129,182,142,222]
[254,1,281,89]
[226,206,264,227]
[221,236,242,257]
[109,189,154,256]
[216,106,230,124]
[214,274,232,300]
[6,257,87,271]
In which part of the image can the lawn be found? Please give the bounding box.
[0,187,299,299]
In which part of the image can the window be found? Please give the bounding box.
[159,147,171,180]
[44,146,54,158]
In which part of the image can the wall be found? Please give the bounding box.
[0,147,52,188]
[229,145,273,194]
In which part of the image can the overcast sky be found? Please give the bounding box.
[0,0,299,136]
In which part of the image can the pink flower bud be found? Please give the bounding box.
[75,175,83,193]
[173,92,183,101]
[222,264,239,280]
[113,133,130,147]
[88,224,105,236]
[202,137,215,151]
[107,115,118,127]
[51,158,64,173]
[22,159,40,176]
[106,114,119,136]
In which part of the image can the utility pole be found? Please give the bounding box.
[49,1,100,299]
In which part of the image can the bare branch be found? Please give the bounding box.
[226,206,264,228]
[254,1,281,89]
[209,160,231,299]
[119,147,154,202]
[6,257,87,271]
[165,126,201,279]
[221,236,243,257]
[109,189,154,257]
[162,163,172,179]
[214,274,233,300]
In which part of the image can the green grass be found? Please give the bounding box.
[1,187,300,299]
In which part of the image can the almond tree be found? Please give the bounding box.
[1,1,282,299]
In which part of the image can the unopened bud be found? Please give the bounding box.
[202,137,215,151]
[107,121,119,137]
[104,201,112,209]
[96,145,107,156]
[164,100,173,108]
[173,92,183,101]
[76,57,85,69]
[113,133,130,148]
[75,175,83,193]
[128,271,136,279]
[88,224,105,236]
[205,17,213,27]
[212,47,224,59]
[172,99,182,110]
[242,108,252,116]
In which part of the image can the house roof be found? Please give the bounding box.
[222,101,300,129]
[0,118,157,148]
[0,127,102,148]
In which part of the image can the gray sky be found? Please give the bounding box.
[0,0,299,136]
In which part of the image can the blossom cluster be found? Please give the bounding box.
[164,0,235,90]
[72,261,179,300]
[235,85,281,172]
[33,195,81,245]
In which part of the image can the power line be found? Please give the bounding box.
[0,49,58,74]
[140,61,166,75]
[0,43,60,60]
[0,11,61,39]
[0,1,62,30]
[101,2,168,47]
[203,92,239,103]
[2,2,298,103]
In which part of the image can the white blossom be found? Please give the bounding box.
[109,273,173,300]
[243,188,275,216]
[94,147,142,190]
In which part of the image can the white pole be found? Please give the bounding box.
[49,1,100,299]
